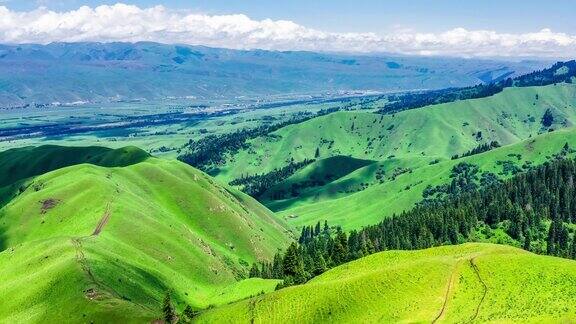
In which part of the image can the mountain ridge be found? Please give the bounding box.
[0,42,548,107]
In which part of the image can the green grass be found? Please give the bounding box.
[0,157,292,322]
[218,84,576,182]
[0,145,149,207]
[276,128,576,230]
[259,156,375,201]
[214,84,576,230]
[0,145,149,188]
[196,243,576,323]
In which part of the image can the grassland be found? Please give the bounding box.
[0,145,149,207]
[274,128,576,230]
[0,155,291,322]
[0,97,376,159]
[218,84,576,180]
[214,83,576,229]
[258,156,375,201]
[196,243,576,323]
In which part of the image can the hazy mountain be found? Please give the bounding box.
[0,42,548,107]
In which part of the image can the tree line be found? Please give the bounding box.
[251,155,576,287]
[451,141,501,160]
[229,159,315,198]
[178,108,340,172]
[377,60,575,115]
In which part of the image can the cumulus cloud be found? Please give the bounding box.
[0,3,574,58]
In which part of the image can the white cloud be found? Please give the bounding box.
[0,3,574,58]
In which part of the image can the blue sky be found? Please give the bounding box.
[6,0,576,34]
[0,1,575,57]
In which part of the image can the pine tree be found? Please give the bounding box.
[249,263,261,278]
[570,235,576,259]
[272,253,283,279]
[282,243,306,283]
[523,232,531,251]
[547,221,557,255]
[323,220,330,233]
[331,228,349,265]
[162,291,176,324]
[541,108,554,127]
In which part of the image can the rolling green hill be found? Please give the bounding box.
[218,84,576,182]
[213,83,576,229]
[275,128,576,230]
[0,157,291,322]
[0,145,150,187]
[258,156,376,201]
[0,145,150,207]
[196,243,576,323]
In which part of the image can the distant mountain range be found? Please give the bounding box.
[0,42,549,108]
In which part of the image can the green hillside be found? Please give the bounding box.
[276,128,576,230]
[0,145,150,207]
[0,157,291,322]
[210,83,576,229]
[217,84,576,182]
[196,243,576,323]
[259,156,375,201]
[0,145,150,187]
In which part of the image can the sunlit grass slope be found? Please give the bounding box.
[0,145,149,187]
[218,83,576,183]
[0,145,149,206]
[277,128,576,230]
[215,84,576,230]
[0,157,291,322]
[196,243,576,323]
[259,156,375,201]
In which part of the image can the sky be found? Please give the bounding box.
[0,0,575,58]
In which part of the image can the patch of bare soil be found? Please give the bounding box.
[40,198,60,214]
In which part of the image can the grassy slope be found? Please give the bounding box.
[215,84,576,229]
[259,156,375,201]
[196,243,576,323]
[0,158,291,322]
[264,156,427,212]
[218,84,576,183]
[0,145,150,187]
[0,145,150,207]
[278,128,576,230]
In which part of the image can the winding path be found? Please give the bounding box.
[469,257,488,322]
[92,203,112,236]
[432,261,460,323]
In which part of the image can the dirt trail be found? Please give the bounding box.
[71,238,98,285]
[432,261,460,323]
[469,257,488,322]
[92,203,111,236]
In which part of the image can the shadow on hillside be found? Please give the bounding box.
[0,226,6,252]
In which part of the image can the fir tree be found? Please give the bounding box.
[162,291,176,324]
[249,263,261,278]
[282,243,306,283]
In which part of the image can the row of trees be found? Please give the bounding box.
[451,141,501,160]
[379,82,505,114]
[229,159,315,198]
[251,156,576,286]
[178,108,340,171]
[377,60,575,115]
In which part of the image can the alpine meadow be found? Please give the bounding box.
[1,1,576,323]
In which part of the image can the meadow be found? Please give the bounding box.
[196,243,576,323]
[216,84,576,229]
[0,147,291,322]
